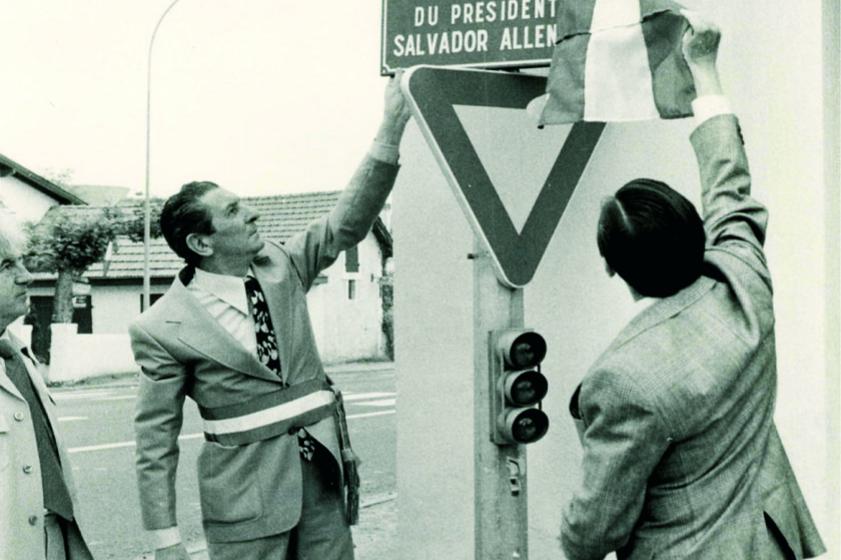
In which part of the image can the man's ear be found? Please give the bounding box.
[185,233,214,258]
[604,260,615,277]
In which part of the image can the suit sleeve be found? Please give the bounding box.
[130,321,188,530]
[282,155,399,291]
[560,369,670,560]
[690,114,770,278]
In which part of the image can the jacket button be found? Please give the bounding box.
[28,515,38,526]
[14,412,25,421]
[23,465,33,474]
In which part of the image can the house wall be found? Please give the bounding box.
[393,1,838,557]
[302,234,387,363]
[0,174,62,223]
[92,284,148,334]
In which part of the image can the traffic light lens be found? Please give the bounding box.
[511,409,549,444]
[508,371,548,405]
[508,333,546,368]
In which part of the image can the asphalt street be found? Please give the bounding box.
[52,363,396,560]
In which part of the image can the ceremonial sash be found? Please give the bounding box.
[200,379,336,446]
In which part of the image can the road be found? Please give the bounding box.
[53,364,396,560]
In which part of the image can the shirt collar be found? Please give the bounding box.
[192,267,250,315]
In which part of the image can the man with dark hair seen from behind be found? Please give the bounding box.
[130,76,411,560]
[561,13,826,560]
[0,210,94,560]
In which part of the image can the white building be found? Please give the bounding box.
[0,152,85,222]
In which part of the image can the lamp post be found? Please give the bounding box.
[143,0,182,310]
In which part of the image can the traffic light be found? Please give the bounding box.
[489,329,549,445]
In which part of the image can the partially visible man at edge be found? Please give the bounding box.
[561,13,826,560]
[0,210,95,560]
[130,76,411,560]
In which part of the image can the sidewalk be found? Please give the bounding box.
[132,494,396,559]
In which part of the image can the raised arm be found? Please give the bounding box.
[283,75,412,289]
[683,14,770,273]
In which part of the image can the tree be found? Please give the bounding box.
[25,207,123,323]
[124,199,164,242]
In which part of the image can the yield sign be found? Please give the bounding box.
[401,66,605,288]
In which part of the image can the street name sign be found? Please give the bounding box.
[381,0,559,74]
[401,66,604,288]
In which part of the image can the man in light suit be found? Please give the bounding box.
[561,15,826,560]
[130,76,410,560]
[0,211,94,560]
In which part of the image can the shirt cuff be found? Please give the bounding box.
[151,527,182,550]
[368,140,400,165]
[692,95,733,127]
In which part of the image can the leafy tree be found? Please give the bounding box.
[24,207,123,323]
[25,200,166,324]
[123,199,164,242]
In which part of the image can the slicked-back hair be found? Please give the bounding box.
[159,181,219,266]
[597,178,706,298]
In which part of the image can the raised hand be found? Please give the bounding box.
[681,11,721,69]
[376,70,412,146]
[681,11,723,97]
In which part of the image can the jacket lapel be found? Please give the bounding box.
[607,276,716,352]
[167,272,281,383]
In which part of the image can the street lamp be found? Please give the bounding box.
[143,0,182,310]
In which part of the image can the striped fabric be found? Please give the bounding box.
[199,379,336,446]
[530,0,695,125]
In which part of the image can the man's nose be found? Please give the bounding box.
[245,205,260,223]
[15,265,33,286]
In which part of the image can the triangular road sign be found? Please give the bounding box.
[402,66,605,288]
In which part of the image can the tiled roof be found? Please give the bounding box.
[31,190,391,281]
[0,153,86,204]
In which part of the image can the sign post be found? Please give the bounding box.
[472,242,529,559]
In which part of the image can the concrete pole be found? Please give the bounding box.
[472,240,529,560]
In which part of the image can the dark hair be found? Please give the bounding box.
[597,178,706,297]
[160,181,219,266]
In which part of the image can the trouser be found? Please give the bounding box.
[44,512,94,560]
[207,444,354,560]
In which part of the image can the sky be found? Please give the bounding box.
[0,1,389,198]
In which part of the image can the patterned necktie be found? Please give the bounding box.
[244,276,282,379]
[244,277,316,461]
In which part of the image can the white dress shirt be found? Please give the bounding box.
[188,267,257,355]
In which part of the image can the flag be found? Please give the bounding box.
[529,0,696,125]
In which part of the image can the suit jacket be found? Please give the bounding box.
[561,116,825,560]
[0,332,82,559]
[130,155,398,544]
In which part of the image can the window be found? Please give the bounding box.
[140,293,164,312]
[347,279,357,300]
